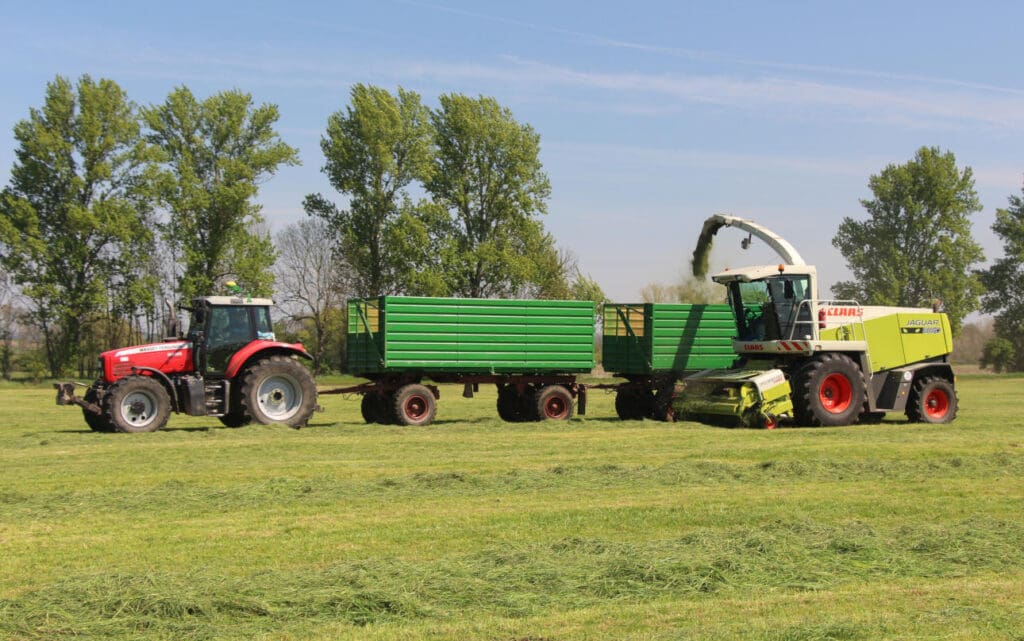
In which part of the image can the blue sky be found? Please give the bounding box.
[2,0,1023,302]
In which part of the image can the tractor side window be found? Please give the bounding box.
[206,306,254,373]
[254,307,275,341]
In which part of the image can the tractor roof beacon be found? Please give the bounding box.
[676,213,957,429]
[55,296,318,433]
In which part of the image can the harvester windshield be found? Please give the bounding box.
[726,274,812,341]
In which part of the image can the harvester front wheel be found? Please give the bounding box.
[106,375,171,433]
[241,356,317,428]
[793,353,865,427]
[393,384,437,426]
[907,376,957,424]
[535,385,574,421]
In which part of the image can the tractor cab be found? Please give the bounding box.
[183,296,276,375]
[714,265,818,342]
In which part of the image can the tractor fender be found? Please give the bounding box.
[225,341,313,379]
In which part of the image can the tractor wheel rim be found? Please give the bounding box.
[122,391,156,427]
[819,373,853,413]
[404,395,428,420]
[257,374,300,420]
[924,389,949,418]
[545,397,567,419]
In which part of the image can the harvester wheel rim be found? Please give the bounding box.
[818,373,853,413]
[924,388,949,419]
[764,414,777,430]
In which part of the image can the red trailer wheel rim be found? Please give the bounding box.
[924,389,949,419]
[544,396,567,419]
[404,395,428,420]
[819,373,853,413]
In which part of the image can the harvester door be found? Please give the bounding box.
[205,306,256,374]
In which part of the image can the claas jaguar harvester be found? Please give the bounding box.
[55,296,318,432]
[676,214,958,428]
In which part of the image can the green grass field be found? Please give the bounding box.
[1,375,1022,640]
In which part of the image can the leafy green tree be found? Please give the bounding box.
[981,337,1015,373]
[0,75,158,377]
[304,84,436,297]
[145,87,297,300]
[427,94,553,298]
[832,146,984,335]
[979,186,1024,370]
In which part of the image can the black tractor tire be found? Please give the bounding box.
[535,385,574,421]
[392,384,437,426]
[83,385,114,432]
[906,376,958,424]
[218,412,251,428]
[791,353,866,427]
[496,385,522,422]
[106,376,171,433]
[240,356,317,428]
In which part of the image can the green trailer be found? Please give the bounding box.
[344,296,595,425]
[602,303,738,419]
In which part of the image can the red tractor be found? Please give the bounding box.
[55,296,318,432]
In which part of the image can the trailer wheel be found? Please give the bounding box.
[497,385,521,422]
[393,384,436,426]
[793,353,865,426]
[106,375,171,433]
[241,356,317,427]
[361,393,392,424]
[650,384,676,422]
[906,376,957,424]
[614,389,650,420]
[535,385,574,421]
[83,385,114,432]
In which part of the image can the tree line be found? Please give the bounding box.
[2,76,1023,378]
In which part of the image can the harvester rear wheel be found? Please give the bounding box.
[906,376,957,424]
[393,384,437,426]
[792,353,865,427]
[535,385,574,421]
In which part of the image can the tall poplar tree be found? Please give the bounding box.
[145,87,298,299]
[0,75,158,376]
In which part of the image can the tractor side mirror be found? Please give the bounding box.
[164,299,182,340]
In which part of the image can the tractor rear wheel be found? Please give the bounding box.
[792,353,865,427]
[106,376,171,433]
[241,356,317,427]
[906,376,958,424]
[535,385,574,421]
[83,385,114,432]
[392,384,436,426]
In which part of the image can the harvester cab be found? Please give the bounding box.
[676,214,959,429]
[55,296,317,433]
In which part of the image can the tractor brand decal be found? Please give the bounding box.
[113,342,190,358]
[742,344,765,351]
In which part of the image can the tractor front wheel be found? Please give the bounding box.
[241,356,317,427]
[106,376,171,433]
[792,353,866,427]
[392,384,437,426]
[83,384,114,432]
[906,376,958,424]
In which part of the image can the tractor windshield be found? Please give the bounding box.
[727,274,812,340]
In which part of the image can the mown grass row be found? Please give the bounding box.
[0,375,1022,639]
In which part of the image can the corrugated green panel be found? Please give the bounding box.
[602,303,738,374]
[346,296,595,374]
